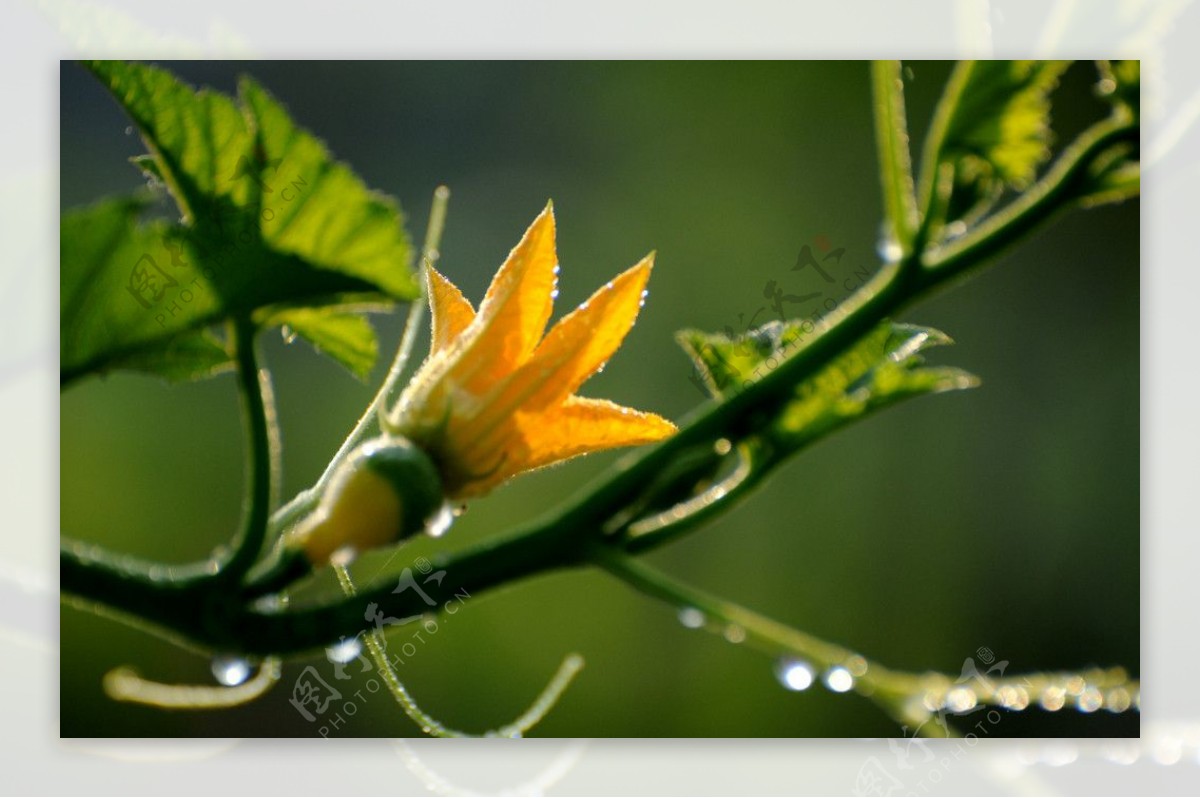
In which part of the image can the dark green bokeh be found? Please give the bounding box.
[60,61,1138,737]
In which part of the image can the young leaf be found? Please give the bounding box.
[768,322,978,452]
[63,61,418,385]
[678,319,978,454]
[932,60,1071,190]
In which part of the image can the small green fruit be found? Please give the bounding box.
[289,436,444,565]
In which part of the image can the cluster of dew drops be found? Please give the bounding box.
[676,606,1139,719]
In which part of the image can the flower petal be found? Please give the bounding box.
[449,395,676,498]
[448,254,655,459]
[449,203,559,393]
[426,265,476,355]
[521,253,654,408]
[515,396,677,471]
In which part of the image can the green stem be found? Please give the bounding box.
[871,60,919,256]
[912,61,971,255]
[221,316,278,581]
[60,314,277,622]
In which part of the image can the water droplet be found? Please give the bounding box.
[713,438,732,456]
[723,624,746,644]
[426,247,440,263]
[211,655,251,686]
[550,288,560,300]
[124,125,134,136]
[995,684,1030,711]
[426,502,455,538]
[251,592,289,613]
[326,635,363,664]
[605,281,614,290]
[775,658,814,691]
[876,231,902,262]
[1040,685,1066,711]
[330,546,358,567]
[1105,687,1132,713]
[678,607,705,629]
[280,325,297,344]
[844,655,869,677]
[823,666,854,693]
[1063,675,1087,696]
[944,686,978,713]
[1076,686,1103,713]
[578,300,590,311]
[552,264,561,275]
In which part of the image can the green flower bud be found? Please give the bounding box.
[288,436,444,565]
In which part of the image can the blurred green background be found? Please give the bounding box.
[60,61,1138,737]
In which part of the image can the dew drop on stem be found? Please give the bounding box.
[425,502,455,538]
[211,655,251,687]
[677,607,705,629]
[823,666,854,693]
[326,635,363,664]
[775,657,815,692]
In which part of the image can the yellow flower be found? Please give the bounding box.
[386,203,677,499]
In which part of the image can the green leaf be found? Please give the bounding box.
[263,308,379,380]
[61,195,215,382]
[239,78,415,299]
[936,60,1071,190]
[114,329,233,383]
[678,320,978,453]
[63,60,418,386]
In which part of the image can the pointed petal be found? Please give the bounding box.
[448,254,656,461]
[449,203,559,392]
[523,253,655,407]
[516,395,677,471]
[426,265,476,355]
[449,395,676,498]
